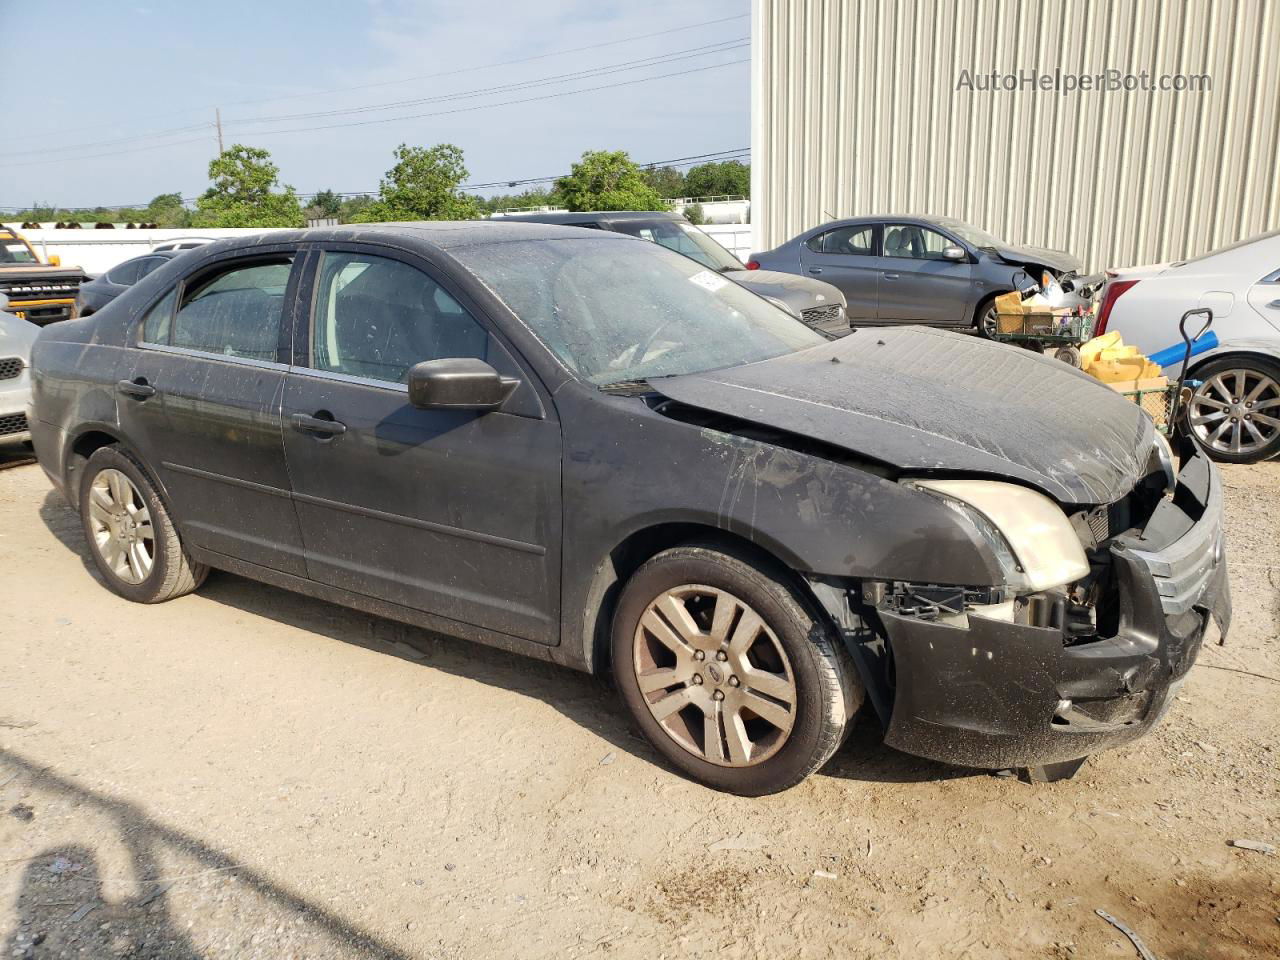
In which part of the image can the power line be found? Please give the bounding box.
[0,148,751,211]
[233,38,748,126]
[0,58,748,168]
[1,40,746,162]
[57,13,749,136]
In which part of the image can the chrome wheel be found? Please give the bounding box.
[632,585,796,767]
[87,468,155,584]
[1189,369,1280,458]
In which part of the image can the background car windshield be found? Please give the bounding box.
[1,241,36,264]
[609,220,743,272]
[453,237,824,385]
[934,219,1002,248]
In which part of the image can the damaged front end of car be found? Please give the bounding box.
[818,436,1231,778]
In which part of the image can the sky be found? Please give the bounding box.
[0,0,750,210]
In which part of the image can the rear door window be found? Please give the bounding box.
[808,225,875,255]
[168,258,293,361]
[106,259,145,286]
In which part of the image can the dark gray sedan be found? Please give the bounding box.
[30,223,1228,795]
[749,215,1091,334]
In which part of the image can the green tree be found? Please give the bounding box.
[192,145,305,228]
[641,164,687,199]
[146,192,189,227]
[555,150,665,212]
[353,143,480,222]
[683,160,750,198]
[337,194,376,223]
[309,189,342,219]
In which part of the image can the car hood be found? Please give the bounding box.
[0,311,39,360]
[988,243,1083,275]
[724,269,847,310]
[654,326,1153,505]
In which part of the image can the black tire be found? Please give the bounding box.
[79,446,208,603]
[974,295,1001,339]
[611,543,862,796]
[1185,355,1280,464]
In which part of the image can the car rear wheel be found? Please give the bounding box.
[612,544,862,795]
[1186,357,1280,463]
[79,446,207,602]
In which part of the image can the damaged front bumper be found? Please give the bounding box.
[872,449,1230,771]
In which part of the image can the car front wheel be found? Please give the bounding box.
[612,544,862,795]
[79,446,207,603]
[1186,357,1280,463]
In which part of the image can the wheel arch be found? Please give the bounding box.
[63,425,169,514]
[1186,347,1280,380]
[577,519,831,676]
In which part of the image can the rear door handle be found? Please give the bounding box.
[882,272,900,280]
[116,379,156,399]
[291,413,347,437]
[807,267,823,275]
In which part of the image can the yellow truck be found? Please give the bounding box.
[0,227,87,325]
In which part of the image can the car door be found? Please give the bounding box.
[875,223,975,324]
[118,249,308,575]
[797,223,880,320]
[281,245,563,645]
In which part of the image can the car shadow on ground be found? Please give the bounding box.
[0,748,414,960]
[36,489,980,788]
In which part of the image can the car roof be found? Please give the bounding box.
[495,211,685,225]
[197,221,630,254]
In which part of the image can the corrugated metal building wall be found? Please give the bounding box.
[751,0,1280,270]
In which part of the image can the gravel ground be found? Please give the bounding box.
[0,450,1276,959]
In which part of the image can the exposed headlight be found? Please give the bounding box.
[910,479,1090,592]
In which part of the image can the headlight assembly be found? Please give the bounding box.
[910,479,1090,592]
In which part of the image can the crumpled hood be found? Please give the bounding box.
[989,243,1083,275]
[654,326,1154,505]
[725,268,847,311]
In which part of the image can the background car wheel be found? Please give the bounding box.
[79,446,207,603]
[612,543,862,795]
[1186,356,1280,463]
[975,296,1001,339]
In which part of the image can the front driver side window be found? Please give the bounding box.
[169,258,292,361]
[882,224,952,260]
[311,252,489,384]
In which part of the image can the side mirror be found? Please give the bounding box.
[942,245,966,261]
[407,357,519,412]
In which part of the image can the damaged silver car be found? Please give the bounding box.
[30,223,1230,795]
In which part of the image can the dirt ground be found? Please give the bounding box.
[0,449,1276,960]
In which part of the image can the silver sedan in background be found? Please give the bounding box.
[0,292,38,448]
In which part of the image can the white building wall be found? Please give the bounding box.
[751,0,1280,270]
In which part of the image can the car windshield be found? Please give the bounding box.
[933,218,1003,248]
[1,239,37,264]
[453,237,824,386]
[608,219,743,272]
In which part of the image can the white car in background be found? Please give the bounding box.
[0,292,39,448]
[1095,229,1280,463]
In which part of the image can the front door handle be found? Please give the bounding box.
[807,267,823,275]
[882,272,900,280]
[116,379,156,400]
[1267,299,1280,309]
[291,413,347,437]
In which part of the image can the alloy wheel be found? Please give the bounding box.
[1188,369,1280,458]
[632,585,797,767]
[979,304,999,338]
[87,468,155,584]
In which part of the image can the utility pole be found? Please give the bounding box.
[215,108,224,155]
